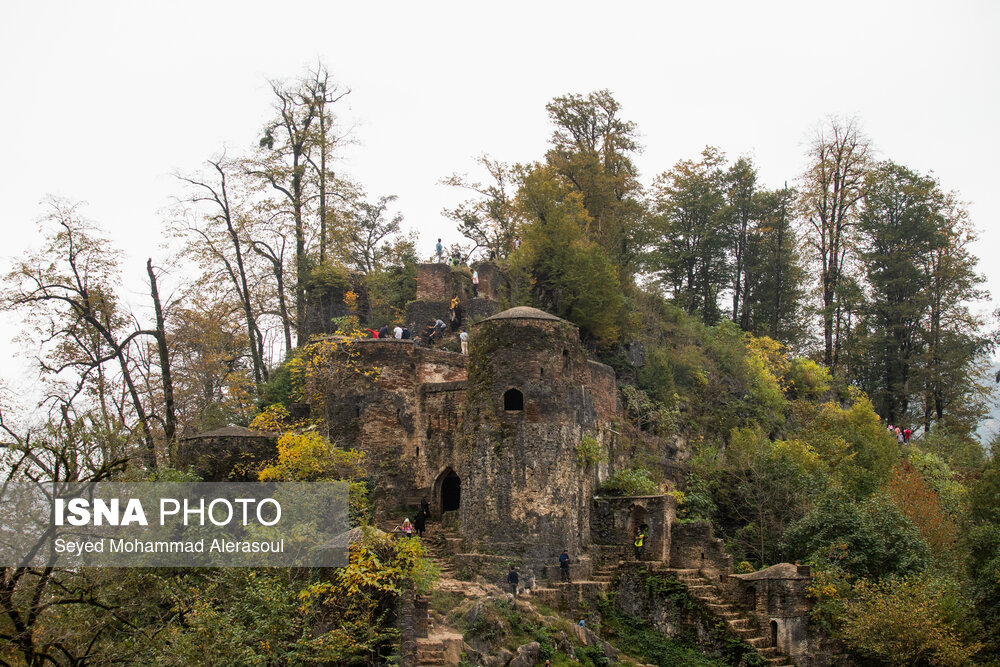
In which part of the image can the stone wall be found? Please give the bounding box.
[468,315,614,426]
[669,521,733,580]
[416,263,473,301]
[317,338,467,514]
[457,310,619,578]
[587,360,618,423]
[175,428,278,481]
[472,262,501,301]
[590,495,676,562]
[301,273,369,340]
[405,298,497,338]
[610,563,759,664]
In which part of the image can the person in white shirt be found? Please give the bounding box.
[472,270,479,298]
[460,330,469,355]
[393,325,403,339]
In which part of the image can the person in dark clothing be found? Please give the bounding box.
[559,550,571,582]
[413,512,426,538]
[378,324,390,339]
[420,497,430,517]
[506,565,519,596]
[401,327,410,340]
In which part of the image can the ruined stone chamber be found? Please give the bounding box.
[460,307,618,579]
[405,263,500,335]
[175,426,278,481]
[316,338,468,513]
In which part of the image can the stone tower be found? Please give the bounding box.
[459,307,617,572]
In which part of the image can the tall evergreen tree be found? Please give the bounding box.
[650,147,728,323]
[741,185,807,345]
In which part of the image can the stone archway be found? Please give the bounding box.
[628,504,650,536]
[435,468,461,515]
[770,620,778,648]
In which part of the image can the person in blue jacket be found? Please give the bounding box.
[559,550,571,582]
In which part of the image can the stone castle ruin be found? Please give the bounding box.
[182,262,845,666]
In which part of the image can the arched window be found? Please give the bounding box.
[503,388,524,411]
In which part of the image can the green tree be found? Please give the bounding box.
[513,165,624,345]
[838,577,981,666]
[544,90,650,275]
[650,147,728,323]
[345,194,413,274]
[740,185,807,345]
[918,198,991,435]
[722,156,758,325]
[854,161,944,425]
[799,117,871,370]
[252,64,352,341]
[719,427,824,565]
[784,493,928,579]
[966,457,1000,653]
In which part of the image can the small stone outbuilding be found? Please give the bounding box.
[175,426,278,481]
[724,563,812,662]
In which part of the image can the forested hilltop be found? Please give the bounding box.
[2,65,999,666]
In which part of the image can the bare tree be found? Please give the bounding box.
[1,201,159,468]
[441,156,523,261]
[175,158,269,388]
[252,65,351,340]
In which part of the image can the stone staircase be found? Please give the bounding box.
[415,637,446,666]
[669,568,795,667]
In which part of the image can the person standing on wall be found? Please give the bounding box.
[634,527,645,561]
[472,269,479,298]
[460,330,469,355]
[449,296,461,329]
[435,238,444,263]
[559,550,571,583]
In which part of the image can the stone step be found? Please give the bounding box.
[746,636,770,648]
[417,651,445,664]
[733,627,763,639]
[686,584,716,592]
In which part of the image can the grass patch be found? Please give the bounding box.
[598,600,728,667]
[429,590,465,616]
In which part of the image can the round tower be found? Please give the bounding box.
[457,307,611,579]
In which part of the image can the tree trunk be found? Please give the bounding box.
[147,259,176,447]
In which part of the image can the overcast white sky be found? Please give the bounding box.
[1,1,998,408]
